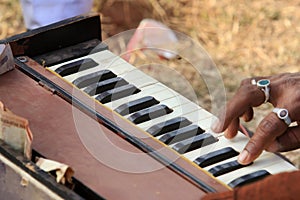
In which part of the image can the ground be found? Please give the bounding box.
[0,0,299,166]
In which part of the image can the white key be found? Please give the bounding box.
[217,153,297,184]
[196,109,217,125]
[183,133,247,161]
[64,61,136,83]
[137,101,192,130]
[260,160,296,175]
[87,50,129,69]
[123,93,186,121]
[138,105,211,131]
[108,85,181,111]
[204,153,248,171]
[193,116,219,130]
[48,50,137,82]
[105,83,168,109]
[48,50,118,71]
[119,70,158,88]
[86,69,158,99]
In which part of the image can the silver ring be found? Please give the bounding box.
[272,108,292,126]
[252,79,270,103]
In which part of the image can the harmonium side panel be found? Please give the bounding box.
[0,66,216,199]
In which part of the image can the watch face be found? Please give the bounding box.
[257,79,270,87]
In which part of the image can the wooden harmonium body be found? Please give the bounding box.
[0,14,296,200]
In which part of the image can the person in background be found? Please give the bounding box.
[20,0,93,30]
[204,72,300,199]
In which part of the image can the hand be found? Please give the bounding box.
[211,72,300,165]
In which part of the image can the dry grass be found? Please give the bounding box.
[0,0,25,38]
[1,0,299,166]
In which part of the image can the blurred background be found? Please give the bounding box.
[1,0,299,166]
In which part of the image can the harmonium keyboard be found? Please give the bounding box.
[0,14,297,199]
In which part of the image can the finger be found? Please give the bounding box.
[242,107,254,122]
[224,117,240,139]
[238,112,287,165]
[212,84,264,133]
[268,73,300,106]
[266,126,300,152]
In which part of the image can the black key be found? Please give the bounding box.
[55,58,98,76]
[128,104,173,124]
[84,77,128,96]
[147,117,192,137]
[115,96,160,116]
[228,170,270,188]
[159,125,205,145]
[72,70,117,88]
[96,84,140,104]
[208,160,253,177]
[194,147,239,168]
[172,133,218,154]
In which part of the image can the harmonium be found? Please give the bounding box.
[0,13,297,199]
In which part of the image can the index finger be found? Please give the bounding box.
[212,80,265,133]
[238,112,287,165]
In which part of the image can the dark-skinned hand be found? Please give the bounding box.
[212,72,300,165]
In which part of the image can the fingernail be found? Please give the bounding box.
[238,150,249,164]
[223,129,232,139]
[242,115,247,122]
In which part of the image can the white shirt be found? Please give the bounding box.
[20,0,93,29]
